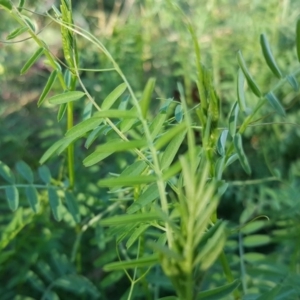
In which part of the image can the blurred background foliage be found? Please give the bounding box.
[1,0,300,299]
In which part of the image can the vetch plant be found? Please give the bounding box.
[1,0,300,299]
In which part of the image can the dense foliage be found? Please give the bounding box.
[1,0,300,299]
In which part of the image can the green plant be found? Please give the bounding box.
[1,0,300,299]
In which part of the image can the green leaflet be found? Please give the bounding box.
[174,104,183,123]
[160,130,186,170]
[0,161,15,184]
[149,113,167,140]
[102,83,127,110]
[127,184,160,214]
[126,224,150,249]
[20,47,44,75]
[237,50,261,97]
[38,70,58,107]
[83,152,113,167]
[5,186,19,211]
[38,165,52,184]
[260,33,282,78]
[140,78,156,119]
[0,0,12,10]
[228,101,239,137]
[237,68,247,113]
[243,234,271,247]
[48,187,63,221]
[6,26,28,40]
[23,16,36,32]
[25,185,39,213]
[155,122,186,150]
[286,75,299,91]
[16,160,34,183]
[48,91,85,105]
[65,117,103,140]
[233,133,251,175]
[98,175,156,187]
[217,129,228,157]
[94,109,138,119]
[39,139,66,164]
[57,103,67,121]
[65,191,81,223]
[103,254,159,271]
[83,139,146,167]
[296,18,300,62]
[265,92,286,117]
[18,0,25,12]
[101,212,161,226]
[197,280,241,300]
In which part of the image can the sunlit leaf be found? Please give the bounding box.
[140,78,155,119]
[98,175,156,187]
[94,109,138,119]
[160,130,186,170]
[150,113,167,140]
[126,224,149,249]
[65,117,103,139]
[155,122,186,150]
[0,0,12,10]
[243,234,271,247]
[48,91,85,105]
[127,184,159,214]
[57,103,67,121]
[101,83,127,109]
